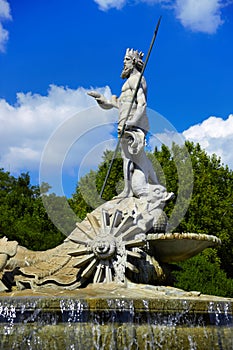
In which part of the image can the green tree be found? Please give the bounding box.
[95,150,124,200]
[69,150,124,219]
[152,142,233,279]
[172,254,233,297]
[70,141,233,295]
[176,142,233,278]
[0,169,65,250]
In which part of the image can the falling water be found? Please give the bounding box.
[0,297,232,349]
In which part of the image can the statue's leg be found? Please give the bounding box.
[120,157,134,197]
[119,136,133,197]
[115,142,134,197]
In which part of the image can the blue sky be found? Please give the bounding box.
[0,0,233,198]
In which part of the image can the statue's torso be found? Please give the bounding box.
[118,74,149,131]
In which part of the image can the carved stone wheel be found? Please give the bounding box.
[68,209,146,286]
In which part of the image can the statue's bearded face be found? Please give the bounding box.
[121,55,134,79]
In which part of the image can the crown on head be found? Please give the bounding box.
[125,48,144,61]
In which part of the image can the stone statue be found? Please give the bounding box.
[0,48,222,292]
[88,48,158,198]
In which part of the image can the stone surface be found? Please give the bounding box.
[0,43,230,349]
[0,47,222,293]
[0,195,221,291]
[88,48,159,198]
[147,232,221,262]
[0,285,232,350]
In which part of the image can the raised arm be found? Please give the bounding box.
[87,91,119,110]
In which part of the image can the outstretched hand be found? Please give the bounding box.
[87,90,113,110]
[87,91,102,99]
[87,90,106,105]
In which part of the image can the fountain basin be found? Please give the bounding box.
[147,233,221,262]
[0,283,232,349]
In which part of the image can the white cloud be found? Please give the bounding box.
[93,0,126,10]
[174,0,224,34]
[0,85,116,176]
[183,114,233,169]
[93,0,230,34]
[1,84,232,197]
[0,0,11,52]
[0,0,11,19]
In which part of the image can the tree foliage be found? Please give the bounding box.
[0,140,232,296]
[0,169,65,250]
[69,150,124,216]
[172,254,233,297]
[70,141,233,296]
[152,142,233,287]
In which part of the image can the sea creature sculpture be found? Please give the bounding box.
[0,190,221,291]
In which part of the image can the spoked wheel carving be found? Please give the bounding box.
[69,209,146,286]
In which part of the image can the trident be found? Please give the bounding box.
[100,16,162,198]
